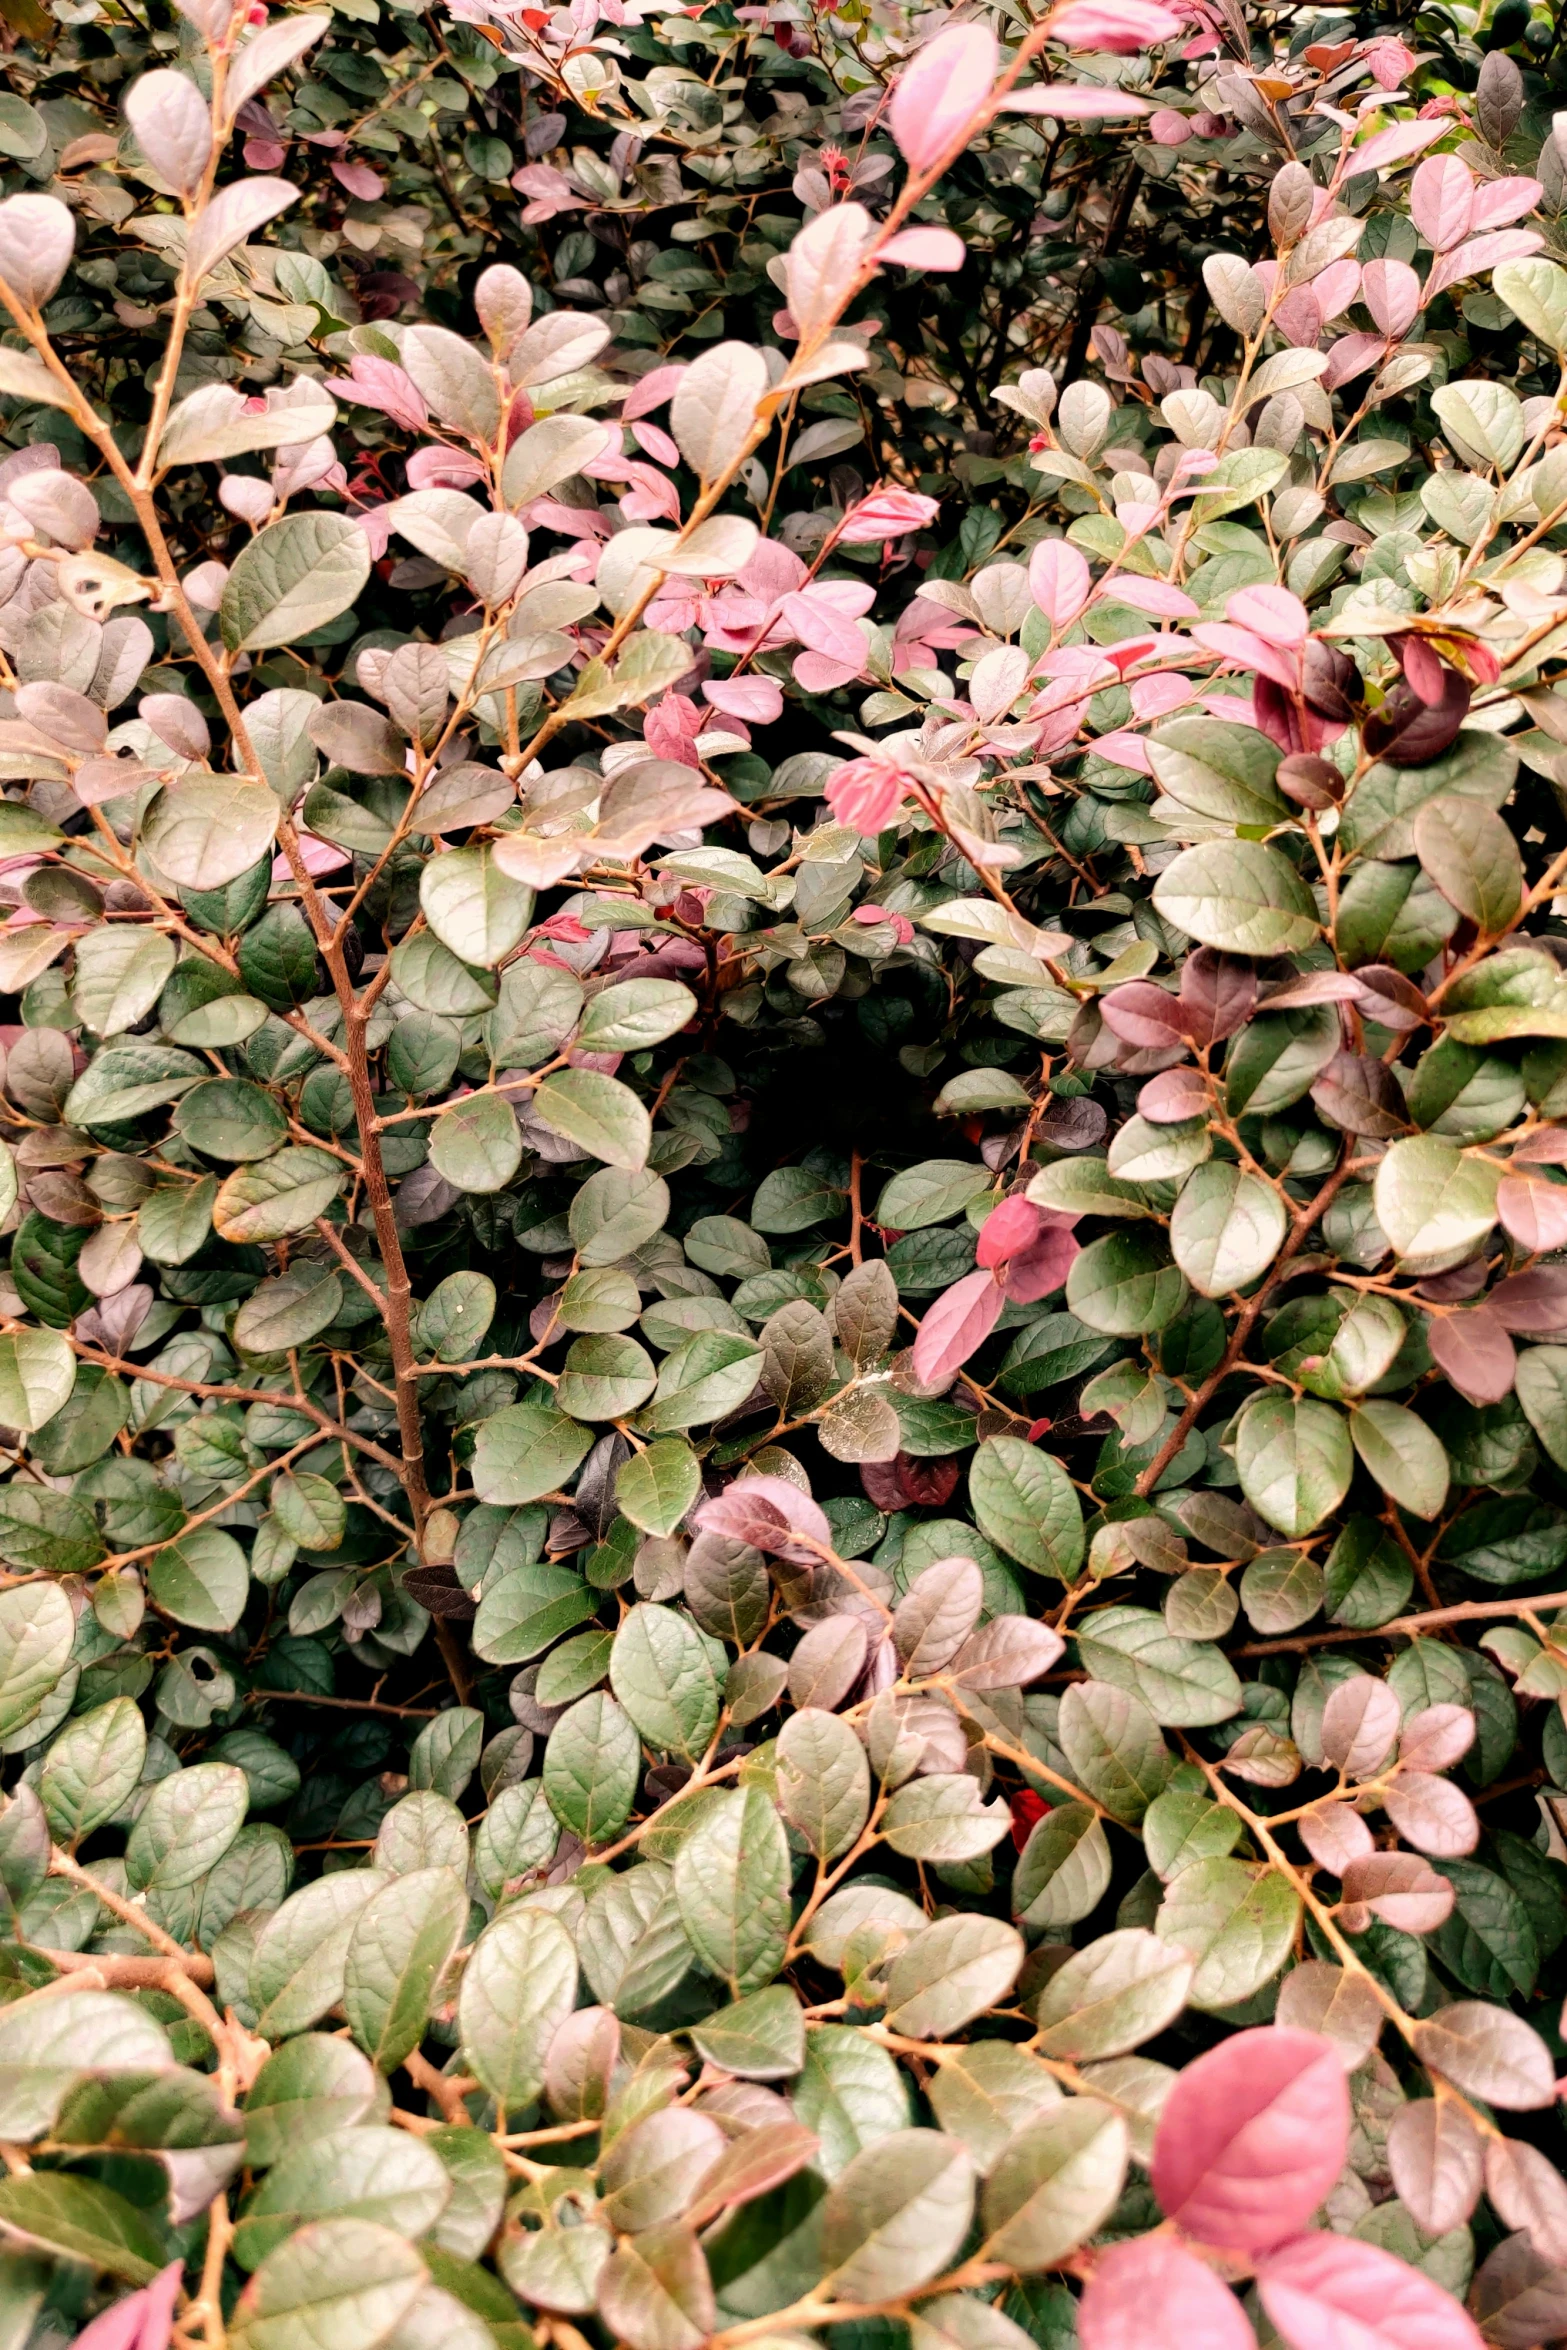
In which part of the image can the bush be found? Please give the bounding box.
[3,0,1567,2343]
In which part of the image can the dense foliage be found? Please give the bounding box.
[6,0,1567,2346]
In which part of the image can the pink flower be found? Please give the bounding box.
[827,757,915,834]
[838,488,941,544]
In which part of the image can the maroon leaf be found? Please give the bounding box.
[1259,972,1365,1010]
[695,1475,832,1566]
[1297,1802,1374,1876]
[1512,1128,1567,1166]
[860,1453,961,1512]
[1497,1175,1567,1256]
[1386,2099,1483,2238]
[1180,949,1257,1046]
[1426,1305,1515,1404]
[1310,1052,1409,1137]
[1488,1267,1567,1336]
[946,1613,1064,1689]
[1099,980,1189,1050]
[1352,964,1428,1029]
[1399,1704,1475,1773]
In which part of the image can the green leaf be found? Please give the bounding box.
[673,1785,791,1994]
[233,1261,343,1353]
[148,1527,250,1631]
[415,1272,496,1363]
[642,1329,763,1432]
[38,1698,147,1842]
[0,1579,76,1740]
[0,1986,171,2142]
[579,978,697,1053]
[144,777,282,892]
[343,1865,469,2073]
[557,1333,657,1420]
[232,2126,452,2271]
[221,511,373,652]
[214,1148,344,1241]
[430,1092,524,1196]
[472,1399,594,1505]
[72,926,177,1037]
[1413,794,1522,933]
[1235,1394,1354,1538]
[610,1601,719,1758]
[875,1161,990,1230]
[1152,840,1320,956]
[1066,1228,1188,1336]
[979,2102,1127,2269]
[1495,256,1567,349]
[1033,1927,1193,2060]
[821,2130,975,2300]
[969,1438,1083,1578]
[1374,1137,1499,1275]
[66,1045,206,1128]
[689,1987,806,2081]
[776,1707,870,1861]
[0,2173,168,2285]
[533,1069,651,1171]
[615,1438,700,1536]
[229,2218,428,2350]
[458,1905,579,2110]
[1075,1607,1243,1726]
[1349,1398,1450,1520]
[0,1329,75,1433]
[884,1915,1024,2040]
[1169,1163,1287,1297]
[252,1872,393,2040]
[543,1690,641,1843]
[420,848,534,968]
[125,1761,248,1891]
[1013,1802,1111,1930]
[1154,1856,1300,2008]
[1146,718,1288,828]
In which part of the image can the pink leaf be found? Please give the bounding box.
[1427,1306,1515,1405]
[1354,119,1449,175]
[1045,0,1186,51]
[1322,332,1387,391]
[1400,1705,1475,1774]
[1098,574,1199,618]
[912,1268,1004,1385]
[1321,1676,1401,1777]
[1274,286,1322,347]
[839,488,940,543]
[1310,260,1361,322]
[879,227,966,270]
[1342,1849,1456,1933]
[622,363,686,419]
[1029,539,1092,627]
[331,158,385,200]
[889,23,999,175]
[976,1197,1043,1268]
[1001,85,1151,116]
[1469,176,1544,232]
[1256,2229,1485,2350]
[1227,584,1309,647]
[1081,2238,1258,2350]
[1383,1771,1479,1859]
[1298,1802,1374,1876]
[704,678,783,723]
[1410,154,1474,252]
[1425,227,1543,300]
[1150,2027,1350,2253]
[1192,622,1301,692]
[1090,729,1153,773]
[1002,1222,1080,1304]
[826,756,911,834]
[1361,257,1422,337]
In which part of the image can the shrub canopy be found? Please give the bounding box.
[3,2,1567,2347]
